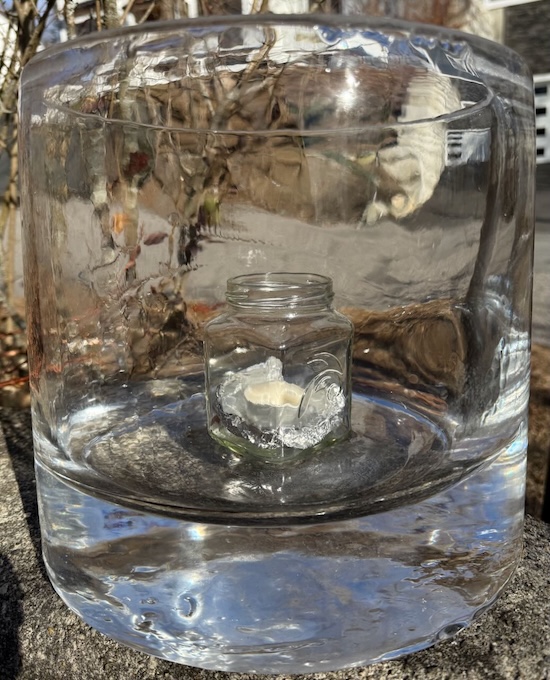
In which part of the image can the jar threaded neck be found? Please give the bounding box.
[226,273,333,311]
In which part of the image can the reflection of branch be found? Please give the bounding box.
[102,0,120,30]
[138,2,157,24]
[120,0,138,25]
[211,28,277,130]
[0,376,29,389]
[64,0,77,40]
[249,0,270,13]
[5,192,17,306]
[95,0,102,30]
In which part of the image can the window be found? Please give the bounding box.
[534,74,550,164]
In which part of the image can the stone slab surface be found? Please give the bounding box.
[1,409,549,680]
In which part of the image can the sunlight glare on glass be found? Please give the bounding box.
[338,70,358,110]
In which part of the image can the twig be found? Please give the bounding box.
[138,2,157,24]
[102,0,120,30]
[0,376,29,389]
[95,0,102,31]
[64,0,77,40]
[20,0,57,67]
[5,199,17,308]
[120,0,138,25]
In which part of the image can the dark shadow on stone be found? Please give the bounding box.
[543,450,550,523]
[0,407,49,583]
[0,553,23,679]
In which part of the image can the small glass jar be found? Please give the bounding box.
[204,273,353,462]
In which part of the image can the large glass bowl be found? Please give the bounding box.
[20,15,535,672]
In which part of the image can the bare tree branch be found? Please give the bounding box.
[102,0,120,29]
[64,0,77,40]
[120,0,138,25]
[138,2,158,24]
[95,0,102,30]
[20,0,57,66]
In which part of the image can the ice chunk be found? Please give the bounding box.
[216,356,345,450]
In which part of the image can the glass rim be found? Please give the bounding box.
[49,94,493,134]
[21,13,528,133]
[27,13,523,66]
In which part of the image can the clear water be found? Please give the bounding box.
[35,391,526,673]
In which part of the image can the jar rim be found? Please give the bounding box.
[226,272,333,310]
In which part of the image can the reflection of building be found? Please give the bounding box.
[535,75,550,164]
[505,0,550,165]
[341,0,500,40]
[445,129,491,166]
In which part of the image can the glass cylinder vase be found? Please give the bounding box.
[19,15,535,673]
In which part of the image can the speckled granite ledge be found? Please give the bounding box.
[1,410,549,680]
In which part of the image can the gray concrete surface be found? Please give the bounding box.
[533,164,550,345]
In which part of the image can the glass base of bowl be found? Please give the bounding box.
[36,430,525,673]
